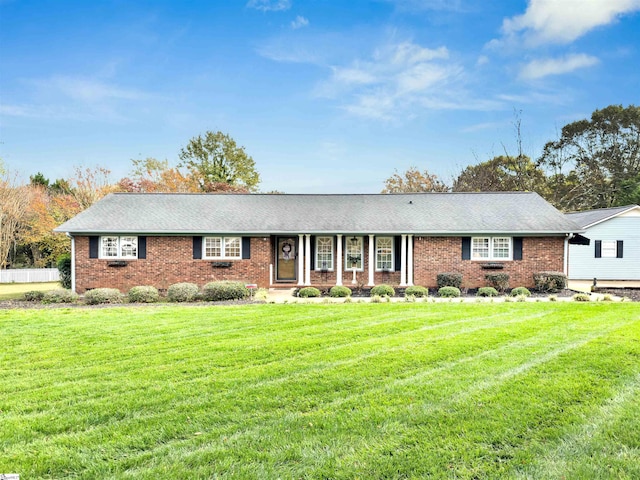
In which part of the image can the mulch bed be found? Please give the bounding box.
[594,288,640,302]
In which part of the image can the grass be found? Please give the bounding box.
[1,302,639,479]
[0,282,60,300]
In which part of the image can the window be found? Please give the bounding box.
[471,237,512,260]
[376,237,394,271]
[345,237,363,271]
[100,236,138,259]
[315,236,334,271]
[601,240,617,258]
[203,237,241,259]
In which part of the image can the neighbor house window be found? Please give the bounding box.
[472,237,512,260]
[315,236,334,271]
[600,240,617,258]
[100,236,138,259]
[204,236,241,259]
[376,237,394,271]
[345,237,363,271]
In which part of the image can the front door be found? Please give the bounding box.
[276,237,297,282]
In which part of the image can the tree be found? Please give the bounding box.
[69,165,118,209]
[453,155,547,194]
[0,166,31,268]
[538,104,640,210]
[178,131,260,192]
[117,157,199,193]
[382,167,449,193]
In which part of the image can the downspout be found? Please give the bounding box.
[67,233,76,293]
[564,233,574,277]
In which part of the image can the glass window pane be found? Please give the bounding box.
[120,236,138,258]
[102,237,119,257]
[376,237,393,270]
[601,240,617,258]
[205,237,221,258]
[492,237,510,259]
[316,237,333,270]
[346,237,363,270]
[224,237,241,258]
[472,237,489,259]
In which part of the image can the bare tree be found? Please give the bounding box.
[0,166,32,268]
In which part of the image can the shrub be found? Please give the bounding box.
[370,294,383,303]
[533,271,567,293]
[57,254,72,289]
[298,287,321,298]
[510,287,531,297]
[167,282,199,302]
[515,295,528,302]
[477,287,499,297]
[42,289,78,304]
[437,273,462,289]
[202,281,249,302]
[128,286,160,303]
[601,294,613,302]
[405,285,428,298]
[24,290,46,302]
[84,288,124,305]
[329,286,352,298]
[370,284,395,297]
[573,293,591,302]
[484,273,509,292]
[404,294,416,303]
[438,286,461,298]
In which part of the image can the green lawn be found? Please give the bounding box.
[0,282,60,300]
[1,303,639,479]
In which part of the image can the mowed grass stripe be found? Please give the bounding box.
[1,303,639,479]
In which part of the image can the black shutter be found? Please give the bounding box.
[394,236,402,271]
[595,240,602,258]
[617,240,624,258]
[513,237,523,261]
[89,236,99,258]
[242,237,251,259]
[138,236,147,259]
[193,236,202,259]
[310,236,316,270]
[461,237,471,260]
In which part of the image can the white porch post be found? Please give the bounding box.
[368,234,375,286]
[400,234,407,286]
[298,234,304,286]
[305,234,311,285]
[407,234,414,286]
[336,234,343,286]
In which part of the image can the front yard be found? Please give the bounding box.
[1,303,639,478]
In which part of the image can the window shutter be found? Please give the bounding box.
[513,237,523,261]
[461,237,471,260]
[193,236,202,259]
[394,236,402,271]
[242,237,251,259]
[138,236,147,259]
[310,236,316,270]
[617,240,624,258]
[89,236,99,258]
[595,240,602,258]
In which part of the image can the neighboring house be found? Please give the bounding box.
[566,205,640,281]
[54,192,582,293]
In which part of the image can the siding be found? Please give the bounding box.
[568,216,640,280]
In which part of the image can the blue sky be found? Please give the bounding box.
[1,0,639,193]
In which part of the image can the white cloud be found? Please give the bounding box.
[291,15,309,29]
[502,0,640,45]
[45,76,148,103]
[246,0,291,12]
[519,53,599,80]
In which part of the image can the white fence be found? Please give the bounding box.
[0,268,60,283]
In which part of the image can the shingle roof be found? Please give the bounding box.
[55,192,582,235]
[565,205,640,229]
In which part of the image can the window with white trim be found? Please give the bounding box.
[376,237,394,271]
[472,237,512,260]
[100,236,138,259]
[204,236,241,259]
[345,236,363,271]
[315,236,334,271]
[601,240,617,258]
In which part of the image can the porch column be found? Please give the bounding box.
[407,234,414,286]
[297,234,304,286]
[336,234,343,286]
[304,234,311,285]
[368,234,375,286]
[400,234,407,286]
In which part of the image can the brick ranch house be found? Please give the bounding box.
[54,192,583,293]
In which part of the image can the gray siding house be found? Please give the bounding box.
[566,205,640,280]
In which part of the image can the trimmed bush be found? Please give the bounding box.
[573,293,591,302]
[24,290,46,302]
[510,287,531,297]
[128,286,160,303]
[477,287,499,297]
[84,288,124,305]
[437,273,462,289]
[298,287,321,298]
[202,281,249,302]
[533,271,567,293]
[57,254,72,289]
[167,282,199,302]
[330,286,352,298]
[484,273,509,292]
[42,289,78,304]
[370,284,395,297]
[370,294,383,303]
[438,286,461,298]
[405,285,428,298]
